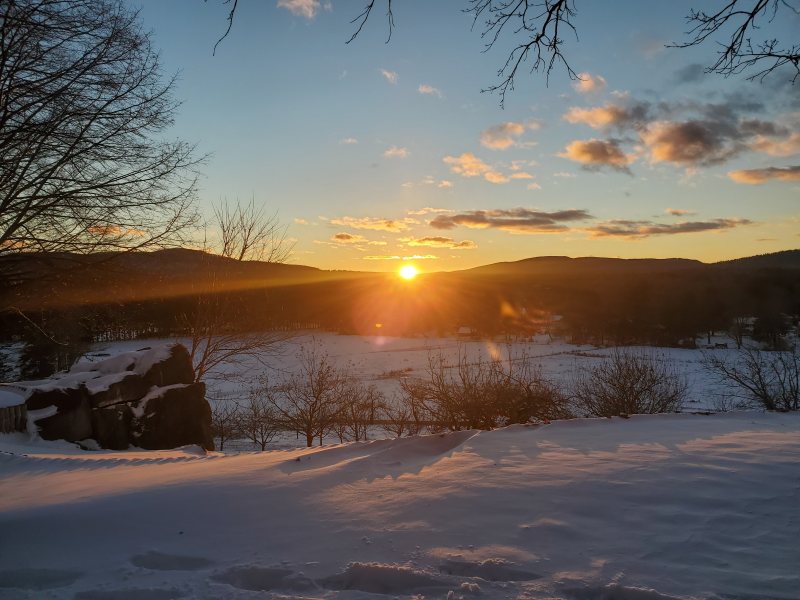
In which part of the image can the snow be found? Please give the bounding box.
[1,411,798,599]
[13,345,177,398]
[83,333,731,413]
[0,387,25,409]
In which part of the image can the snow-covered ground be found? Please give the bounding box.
[1,411,798,599]
[82,332,731,411]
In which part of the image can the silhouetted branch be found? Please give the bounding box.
[672,0,800,82]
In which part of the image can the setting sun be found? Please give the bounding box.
[399,265,418,280]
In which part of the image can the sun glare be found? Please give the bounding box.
[399,264,418,280]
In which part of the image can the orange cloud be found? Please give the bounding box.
[480,122,526,150]
[573,72,606,93]
[330,216,414,232]
[559,139,634,172]
[443,152,508,184]
[728,166,800,184]
[405,236,476,249]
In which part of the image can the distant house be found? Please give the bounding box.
[457,326,474,339]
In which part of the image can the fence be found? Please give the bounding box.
[0,402,27,433]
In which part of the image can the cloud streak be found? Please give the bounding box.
[330,216,415,232]
[728,165,800,184]
[430,208,592,234]
[587,218,752,238]
[405,236,477,249]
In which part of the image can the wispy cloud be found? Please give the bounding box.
[364,254,439,261]
[380,68,398,84]
[443,152,508,183]
[331,232,365,244]
[330,216,414,232]
[418,84,443,98]
[573,72,606,94]
[586,218,752,238]
[480,122,527,150]
[665,208,695,216]
[294,217,309,225]
[751,132,800,157]
[339,137,358,145]
[728,165,800,184]
[277,0,321,19]
[384,145,409,159]
[559,139,634,173]
[407,207,453,216]
[430,208,592,234]
[404,236,477,249]
[563,102,650,130]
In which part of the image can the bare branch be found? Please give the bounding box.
[672,0,800,83]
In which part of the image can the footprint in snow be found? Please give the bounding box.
[130,551,213,571]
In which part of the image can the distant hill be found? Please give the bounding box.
[712,249,800,270]
[462,255,706,277]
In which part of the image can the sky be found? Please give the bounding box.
[131,0,800,271]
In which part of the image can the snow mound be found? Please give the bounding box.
[439,558,541,581]
[211,565,316,592]
[564,583,684,600]
[318,562,451,594]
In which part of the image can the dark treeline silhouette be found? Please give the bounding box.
[1,250,798,377]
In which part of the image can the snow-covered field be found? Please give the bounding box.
[2,333,797,599]
[1,411,799,599]
[86,332,731,411]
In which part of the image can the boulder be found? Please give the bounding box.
[34,396,93,442]
[87,373,149,409]
[141,345,195,388]
[26,385,86,411]
[131,382,213,451]
[92,403,133,450]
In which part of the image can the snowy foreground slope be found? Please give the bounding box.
[1,412,799,600]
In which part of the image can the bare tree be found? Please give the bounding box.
[704,346,799,410]
[0,0,199,261]
[572,349,688,417]
[380,393,416,438]
[181,286,290,383]
[212,197,292,263]
[332,380,383,443]
[209,394,243,451]
[265,345,347,447]
[182,202,294,383]
[212,1,799,105]
[242,387,281,450]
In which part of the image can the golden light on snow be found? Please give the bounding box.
[399,264,418,280]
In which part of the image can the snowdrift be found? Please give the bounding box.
[0,411,798,599]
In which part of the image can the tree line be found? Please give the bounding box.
[207,342,799,451]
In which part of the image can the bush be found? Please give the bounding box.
[704,346,799,411]
[572,349,688,417]
[398,347,571,431]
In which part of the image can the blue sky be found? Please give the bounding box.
[132,0,800,271]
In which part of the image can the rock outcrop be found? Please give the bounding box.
[5,344,213,450]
